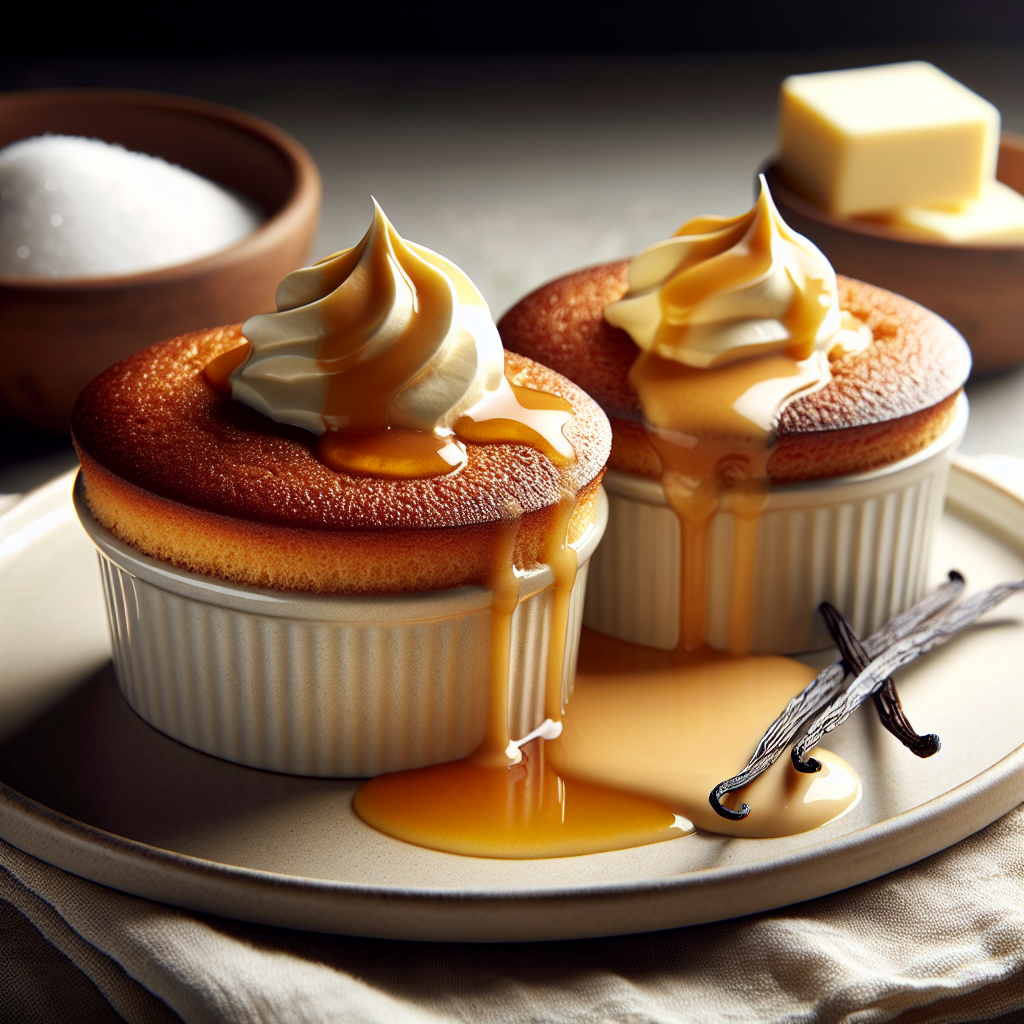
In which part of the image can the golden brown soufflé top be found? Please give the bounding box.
[72,326,611,594]
[498,264,971,482]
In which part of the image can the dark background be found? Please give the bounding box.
[3,0,1024,64]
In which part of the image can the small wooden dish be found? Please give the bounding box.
[764,132,1024,376]
[0,89,321,432]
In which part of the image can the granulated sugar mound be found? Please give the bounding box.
[0,134,264,277]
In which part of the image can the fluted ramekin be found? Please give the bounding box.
[75,477,607,777]
[584,394,967,654]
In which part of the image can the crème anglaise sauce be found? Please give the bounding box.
[215,198,861,858]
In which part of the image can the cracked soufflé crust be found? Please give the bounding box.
[498,263,970,483]
[72,326,610,595]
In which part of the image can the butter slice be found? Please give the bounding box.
[779,62,1000,216]
[884,180,1024,243]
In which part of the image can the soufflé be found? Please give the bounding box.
[499,178,971,654]
[72,202,612,781]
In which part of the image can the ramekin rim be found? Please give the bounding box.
[73,476,609,621]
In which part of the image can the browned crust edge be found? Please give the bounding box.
[78,447,602,595]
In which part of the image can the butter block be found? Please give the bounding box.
[884,180,1024,243]
[779,62,1000,216]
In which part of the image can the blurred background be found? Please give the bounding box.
[2,1,1023,488]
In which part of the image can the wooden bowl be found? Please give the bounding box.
[0,89,321,432]
[764,132,1024,376]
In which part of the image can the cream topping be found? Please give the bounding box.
[605,176,852,370]
[231,200,504,436]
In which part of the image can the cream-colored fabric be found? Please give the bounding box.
[0,863,179,1024]
[2,807,1023,1024]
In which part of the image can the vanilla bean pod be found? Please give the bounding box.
[820,602,940,758]
[865,571,965,654]
[792,578,1024,771]
[708,571,966,819]
[874,680,941,756]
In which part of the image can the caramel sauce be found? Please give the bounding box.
[205,348,573,482]
[318,223,454,434]
[337,358,863,853]
[608,184,838,654]
[354,619,860,853]
[317,429,466,478]
[203,340,251,393]
[353,454,710,858]
[454,379,575,465]
[351,411,859,854]
[473,513,528,770]
[351,319,852,858]
[315,376,575,481]
[352,480,695,859]
[631,350,825,653]
[539,495,579,724]
[353,738,688,859]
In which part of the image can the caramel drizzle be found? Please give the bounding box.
[310,379,575,479]
[655,183,834,363]
[206,352,574,483]
[471,511,526,769]
[315,221,454,434]
[611,182,841,654]
[470,481,579,771]
[454,379,575,466]
[351,481,695,858]
[317,429,466,479]
[307,207,575,478]
[540,494,580,724]
[203,341,251,393]
[631,351,818,653]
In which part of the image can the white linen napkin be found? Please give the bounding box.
[2,803,1024,1024]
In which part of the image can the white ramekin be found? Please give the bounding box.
[584,394,967,654]
[75,477,607,777]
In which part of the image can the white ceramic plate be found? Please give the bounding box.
[1,463,1022,942]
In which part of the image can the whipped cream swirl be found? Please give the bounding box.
[605,177,845,369]
[232,201,504,436]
